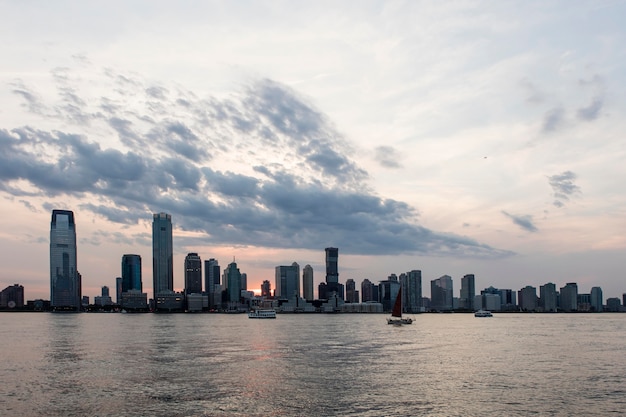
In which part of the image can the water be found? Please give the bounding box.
[1,312,625,416]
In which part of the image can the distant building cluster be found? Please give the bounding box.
[1,209,625,314]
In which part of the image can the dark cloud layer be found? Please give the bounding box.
[1,67,512,258]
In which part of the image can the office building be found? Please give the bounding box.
[518,286,538,311]
[121,254,142,292]
[302,264,314,301]
[406,270,422,313]
[152,212,173,299]
[539,282,558,312]
[275,262,300,299]
[590,287,603,312]
[560,282,578,312]
[324,247,343,299]
[204,258,221,308]
[345,279,358,303]
[460,274,475,311]
[224,260,242,304]
[184,253,202,294]
[50,209,81,310]
[431,275,453,311]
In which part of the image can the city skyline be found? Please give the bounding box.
[1,2,625,301]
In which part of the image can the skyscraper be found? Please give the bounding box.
[539,282,557,312]
[50,209,80,310]
[275,262,300,299]
[460,274,475,311]
[324,247,343,299]
[325,247,338,283]
[152,212,173,299]
[224,260,242,304]
[431,275,453,311]
[302,264,314,301]
[121,254,142,292]
[345,278,357,303]
[406,270,422,313]
[590,286,603,312]
[204,258,221,309]
[184,253,202,294]
[560,282,578,312]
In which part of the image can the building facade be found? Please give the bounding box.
[50,209,81,310]
[121,254,142,293]
[405,270,422,313]
[460,274,475,311]
[539,282,558,312]
[204,258,221,308]
[275,262,300,299]
[152,212,173,299]
[184,253,202,294]
[302,264,314,301]
[431,275,453,311]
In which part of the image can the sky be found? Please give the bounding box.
[1,1,625,302]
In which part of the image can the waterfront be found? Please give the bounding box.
[1,313,625,416]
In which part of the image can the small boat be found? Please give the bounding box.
[248,309,277,319]
[387,288,412,325]
[474,310,493,317]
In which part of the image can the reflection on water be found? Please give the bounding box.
[1,313,626,416]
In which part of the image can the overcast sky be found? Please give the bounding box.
[1,1,625,301]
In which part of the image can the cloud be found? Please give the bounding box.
[374,146,402,169]
[502,211,538,233]
[542,106,565,133]
[547,171,581,207]
[576,97,603,121]
[1,67,513,259]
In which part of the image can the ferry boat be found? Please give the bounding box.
[248,309,277,319]
[474,310,493,317]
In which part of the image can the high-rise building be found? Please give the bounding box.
[50,209,80,310]
[224,260,242,304]
[275,262,300,299]
[116,277,122,305]
[261,280,272,298]
[539,282,557,312]
[518,286,538,311]
[204,258,221,308]
[302,264,314,301]
[184,253,202,294]
[590,287,603,312]
[325,247,338,283]
[121,254,142,292]
[460,274,475,311]
[345,279,357,303]
[152,212,173,299]
[324,247,343,299]
[241,273,247,291]
[361,279,375,302]
[406,270,422,313]
[431,275,453,311]
[560,282,578,312]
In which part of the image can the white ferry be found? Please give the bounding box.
[474,310,493,317]
[248,309,277,319]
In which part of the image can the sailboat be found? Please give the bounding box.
[387,287,413,325]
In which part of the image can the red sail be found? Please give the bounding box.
[391,288,402,318]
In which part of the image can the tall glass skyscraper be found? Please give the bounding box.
[325,247,339,283]
[275,262,300,299]
[184,253,202,294]
[121,254,142,292]
[152,212,173,299]
[50,209,80,310]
